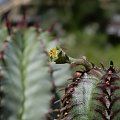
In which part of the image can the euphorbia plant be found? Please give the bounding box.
[49,48,120,120]
[0,22,119,120]
[0,26,73,120]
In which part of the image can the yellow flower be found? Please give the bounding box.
[49,48,57,58]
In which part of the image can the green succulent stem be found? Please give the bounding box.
[69,56,92,71]
[19,36,27,120]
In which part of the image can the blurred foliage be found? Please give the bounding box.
[27,0,120,66]
[0,0,120,66]
[63,29,120,66]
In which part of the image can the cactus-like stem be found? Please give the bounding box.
[95,61,120,120]
[69,56,92,71]
[54,61,120,120]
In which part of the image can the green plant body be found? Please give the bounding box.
[49,48,120,120]
[0,27,72,120]
[0,26,120,120]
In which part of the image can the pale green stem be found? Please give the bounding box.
[69,56,92,71]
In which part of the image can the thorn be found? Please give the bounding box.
[54,99,61,104]
[100,63,105,70]
[56,88,65,92]
[108,61,115,73]
[110,61,113,67]
[67,78,73,81]
[64,112,68,116]
[91,62,95,68]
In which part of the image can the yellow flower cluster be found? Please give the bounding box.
[49,48,57,58]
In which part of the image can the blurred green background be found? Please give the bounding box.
[0,0,120,66]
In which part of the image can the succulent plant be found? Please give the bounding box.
[49,49,120,120]
[0,24,120,120]
[0,26,73,120]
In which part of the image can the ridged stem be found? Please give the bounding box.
[19,38,26,120]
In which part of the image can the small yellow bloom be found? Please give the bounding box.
[49,48,57,58]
